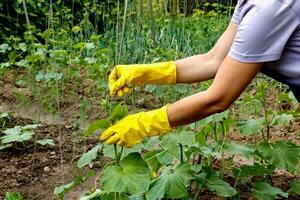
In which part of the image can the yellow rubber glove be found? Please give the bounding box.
[109,61,177,96]
[100,105,174,147]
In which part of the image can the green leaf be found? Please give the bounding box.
[73,42,86,49]
[3,126,22,135]
[144,85,167,96]
[103,143,143,159]
[237,118,265,136]
[258,141,300,173]
[84,119,111,137]
[36,139,55,146]
[289,181,300,195]
[129,194,145,200]
[211,110,229,122]
[0,43,10,53]
[277,93,292,103]
[15,59,28,68]
[35,71,62,83]
[1,124,40,144]
[175,85,189,94]
[177,130,195,146]
[0,112,10,119]
[142,136,160,150]
[224,142,255,158]
[84,57,97,64]
[195,168,236,198]
[232,163,272,178]
[101,153,150,195]
[144,150,162,172]
[156,150,174,165]
[205,175,237,197]
[77,144,101,168]
[191,143,219,158]
[110,104,128,122]
[161,133,179,157]
[1,131,34,143]
[161,131,195,160]
[252,181,288,200]
[85,42,95,50]
[0,62,10,68]
[146,164,192,200]
[0,144,12,150]
[79,189,103,200]
[54,176,85,199]
[270,114,294,126]
[5,192,23,200]
[21,124,40,130]
[96,193,114,200]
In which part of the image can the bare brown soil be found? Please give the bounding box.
[0,117,105,200]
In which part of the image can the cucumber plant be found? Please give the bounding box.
[54,98,241,199]
[0,124,54,150]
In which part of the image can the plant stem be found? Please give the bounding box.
[115,192,120,200]
[180,143,184,163]
[148,0,157,47]
[114,144,119,166]
[219,121,227,177]
[113,144,122,200]
[117,0,129,63]
[120,146,124,159]
[22,0,30,28]
[234,169,241,189]
[213,122,217,141]
[193,188,201,200]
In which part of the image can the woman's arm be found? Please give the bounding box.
[168,56,262,127]
[175,22,238,83]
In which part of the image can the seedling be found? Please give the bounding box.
[0,124,54,150]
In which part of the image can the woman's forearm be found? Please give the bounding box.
[167,90,224,127]
[168,56,261,128]
[175,53,220,83]
[174,23,238,84]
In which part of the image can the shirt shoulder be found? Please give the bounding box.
[277,0,300,22]
[229,0,300,63]
[232,0,300,25]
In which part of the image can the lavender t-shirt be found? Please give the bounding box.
[229,0,300,100]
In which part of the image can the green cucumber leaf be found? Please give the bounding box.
[205,175,237,197]
[232,163,272,178]
[195,167,236,198]
[84,119,111,137]
[103,143,143,159]
[77,144,102,168]
[252,181,288,200]
[270,114,294,126]
[161,130,195,160]
[258,141,300,173]
[36,139,55,146]
[5,192,23,200]
[224,142,255,158]
[146,164,192,200]
[111,104,128,122]
[54,176,85,199]
[289,181,300,195]
[101,152,150,195]
[79,189,103,200]
[1,131,34,143]
[0,143,12,150]
[236,118,265,136]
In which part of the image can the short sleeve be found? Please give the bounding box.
[231,0,244,24]
[229,1,300,63]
